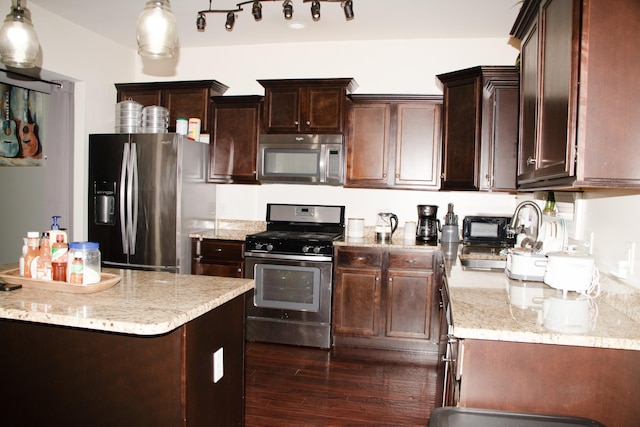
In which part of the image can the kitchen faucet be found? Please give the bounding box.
[510,201,543,242]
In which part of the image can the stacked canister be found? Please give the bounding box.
[141,105,169,133]
[115,100,143,133]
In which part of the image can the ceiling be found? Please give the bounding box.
[28,0,523,50]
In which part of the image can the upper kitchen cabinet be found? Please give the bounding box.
[209,96,262,184]
[115,80,229,134]
[437,66,519,191]
[258,78,357,134]
[345,95,442,190]
[511,0,640,189]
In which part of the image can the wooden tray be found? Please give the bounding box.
[0,268,121,294]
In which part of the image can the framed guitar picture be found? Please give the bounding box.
[0,84,45,167]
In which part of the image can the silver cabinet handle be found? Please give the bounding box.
[526,156,537,166]
[305,120,311,126]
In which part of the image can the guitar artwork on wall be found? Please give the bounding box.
[0,91,19,158]
[16,88,40,158]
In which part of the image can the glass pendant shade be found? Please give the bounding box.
[0,0,39,68]
[136,0,178,59]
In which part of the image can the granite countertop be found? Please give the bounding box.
[0,264,254,336]
[445,257,640,351]
[189,219,265,241]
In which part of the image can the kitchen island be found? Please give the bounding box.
[444,259,640,427]
[0,264,254,427]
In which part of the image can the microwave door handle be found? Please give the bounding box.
[119,143,130,255]
[319,144,327,183]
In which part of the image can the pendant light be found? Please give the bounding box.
[136,0,178,60]
[0,0,40,68]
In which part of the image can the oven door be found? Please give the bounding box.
[244,254,333,324]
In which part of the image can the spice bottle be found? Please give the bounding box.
[23,232,40,278]
[36,232,52,281]
[69,252,84,285]
[51,234,68,282]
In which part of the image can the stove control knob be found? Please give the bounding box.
[266,244,274,251]
[302,245,310,253]
[313,246,322,254]
[254,243,263,250]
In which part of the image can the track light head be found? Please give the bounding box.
[225,11,235,30]
[252,1,262,21]
[311,0,320,20]
[343,0,354,20]
[283,0,293,19]
[196,12,206,31]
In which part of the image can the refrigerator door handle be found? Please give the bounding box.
[120,143,130,255]
[130,143,138,254]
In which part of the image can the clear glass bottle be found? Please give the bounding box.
[23,231,40,278]
[69,252,84,285]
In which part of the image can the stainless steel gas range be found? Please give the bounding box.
[243,203,345,349]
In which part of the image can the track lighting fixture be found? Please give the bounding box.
[195,1,355,33]
[310,0,320,20]
[252,1,263,20]
[283,0,293,19]
[0,0,40,68]
[342,0,354,20]
[136,0,178,59]
[225,11,236,30]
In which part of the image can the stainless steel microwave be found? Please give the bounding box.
[257,134,344,185]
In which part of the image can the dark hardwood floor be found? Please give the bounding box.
[244,342,440,426]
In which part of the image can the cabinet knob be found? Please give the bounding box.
[294,121,299,125]
[526,156,537,167]
[306,121,311,126]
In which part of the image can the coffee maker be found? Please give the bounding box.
[416,204,440,243]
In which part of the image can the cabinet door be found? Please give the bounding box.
[386,270,433,340]
[262,87,300,133]
[333,267,382,336]
[191,239,244,278]
[517,21,540,181]
[209,98,260,183]
[394,103,441,188]
[345,102,391,187]
[117,88,162,108]
[536,0,573,180]
[304,86,344,133]
[440,77,481,190]
[192,260,243,278]
[164,87,212,134]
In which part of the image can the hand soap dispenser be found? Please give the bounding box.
[49,216,68,246]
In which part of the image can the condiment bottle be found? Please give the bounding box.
[51,234,68,282]
[23,232,40,278]
[19,238,28,277]
[36,232,52,281]
[69,252,84,285]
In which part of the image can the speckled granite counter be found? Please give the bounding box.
[445,260,640,351]
[189,219,266,241]
[0,264,254,336]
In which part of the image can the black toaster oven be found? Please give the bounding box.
[462,216,515,246]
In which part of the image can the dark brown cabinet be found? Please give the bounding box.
[258,78,357,134]
[209,96,262,184]
[333,246,443,352]
[436,66,519,191]
[512,0,640,189]
[191,238,244,278]
[115,80,228,134]
[0,295,246,427]
[345,95,442,190]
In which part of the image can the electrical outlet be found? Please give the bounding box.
[213,347,224,383]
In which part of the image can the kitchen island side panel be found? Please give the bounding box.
[0,294,246,427]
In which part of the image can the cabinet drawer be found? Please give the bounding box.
[194,239,244,261]
[388,251,433,270]
[335,247,382,268]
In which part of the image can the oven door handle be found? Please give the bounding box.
[244,252,333,262]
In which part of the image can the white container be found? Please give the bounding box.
[188,118,201,140]
[505,249,547,281]
[404,221,417,241]
[347,218,365,238]
[544,251,596,293]
[66,241,101,285]
[176,118,188,135]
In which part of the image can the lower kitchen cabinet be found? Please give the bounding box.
[192,238,244,278]
[333,246,444,352]
[455,339,640,427]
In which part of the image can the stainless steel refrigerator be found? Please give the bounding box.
[88,133,214,273]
